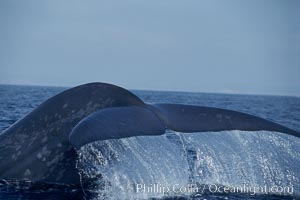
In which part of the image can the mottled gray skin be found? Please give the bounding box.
[0,82,144,185]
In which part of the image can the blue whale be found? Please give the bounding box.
[0,82,299,185]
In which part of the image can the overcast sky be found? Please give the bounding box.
[0,0,299,96]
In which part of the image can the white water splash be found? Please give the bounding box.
[79,130,300,199]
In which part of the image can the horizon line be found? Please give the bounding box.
[0,82,299,98]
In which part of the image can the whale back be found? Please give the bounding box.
[0,82,144,184]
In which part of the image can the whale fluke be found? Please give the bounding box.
[70,103,300,149]
[0,82,299,184]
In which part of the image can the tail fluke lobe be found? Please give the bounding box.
[69,106,165,149]
[149,103,300,137]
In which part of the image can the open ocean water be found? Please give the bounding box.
[0,84,299,200]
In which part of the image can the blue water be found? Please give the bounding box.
[0,84,299,200]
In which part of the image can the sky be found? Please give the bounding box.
[0,0,299,96]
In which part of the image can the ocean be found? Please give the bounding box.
[0,84,299,200]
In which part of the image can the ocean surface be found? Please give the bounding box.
[0,84,299,200]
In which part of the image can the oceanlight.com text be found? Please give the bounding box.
[135,183,294,196]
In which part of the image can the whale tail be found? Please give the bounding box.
[1,82,299,184]
[70,101,300,149]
